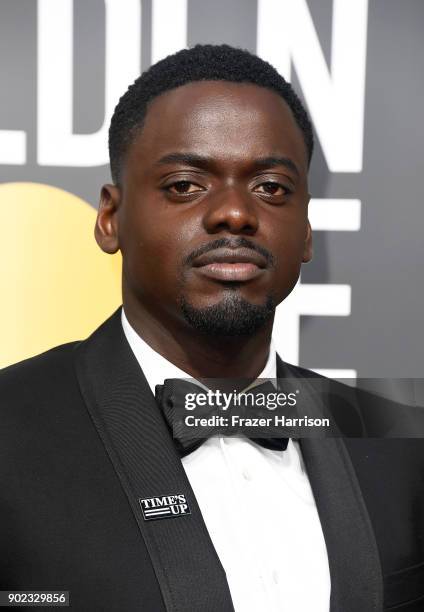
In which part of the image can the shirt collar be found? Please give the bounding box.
[121,307,277,394]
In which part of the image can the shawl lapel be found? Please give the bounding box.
[73,309,234,612]
[277,356,383,612]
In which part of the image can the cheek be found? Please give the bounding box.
[122,220,191,301]
[269,225,308,298]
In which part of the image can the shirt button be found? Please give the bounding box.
[242,468,252,481]
[273,570,279,584]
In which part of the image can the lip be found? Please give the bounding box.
[192,247,267,282]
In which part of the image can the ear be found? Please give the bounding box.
[302,195,313,263]
[94,184,121,254]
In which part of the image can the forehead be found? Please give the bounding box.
[126,80,308,174]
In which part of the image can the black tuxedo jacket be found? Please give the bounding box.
[1,309,423,611]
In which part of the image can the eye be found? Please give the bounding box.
[166,180,204,195]
[253,181,289,197]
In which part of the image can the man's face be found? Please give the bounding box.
[98,81,312,335]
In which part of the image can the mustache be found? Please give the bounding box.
[184,237,275,268]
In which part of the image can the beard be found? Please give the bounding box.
[180,290,276,336]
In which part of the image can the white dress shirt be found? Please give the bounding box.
[121,309,331,611]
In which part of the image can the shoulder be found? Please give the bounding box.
[0,342,83,431]
[0,341,101,476]
[281,357,424,443]
[0,341,80,396]
[278,357,359,413]
[0,309,123,421]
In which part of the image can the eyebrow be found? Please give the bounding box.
[253,156,299,177]
[156,152,300,177]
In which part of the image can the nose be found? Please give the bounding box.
[202,186,259,235]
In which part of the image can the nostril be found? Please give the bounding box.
[209,221,258,236]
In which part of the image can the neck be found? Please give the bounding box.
[123,298,274,380]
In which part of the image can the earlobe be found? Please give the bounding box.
[94,184,121,254]
[302,219,313,263]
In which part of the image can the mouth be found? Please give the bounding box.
[191,247,268,282]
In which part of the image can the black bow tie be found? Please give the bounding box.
[155,378,289,457]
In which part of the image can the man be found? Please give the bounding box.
[1,45,423,612]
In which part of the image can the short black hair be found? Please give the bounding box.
[109,44,314,184]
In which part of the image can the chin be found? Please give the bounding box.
[179,292,276,337]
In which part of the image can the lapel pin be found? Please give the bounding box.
[139,493,191,521]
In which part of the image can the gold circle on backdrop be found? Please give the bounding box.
[0,182,122,368]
